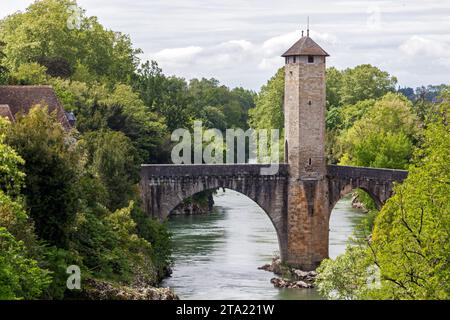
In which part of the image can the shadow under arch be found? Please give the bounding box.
[328,190,370,259]
[330,185,383,215]
[329,183,384,217]
[166,187,284,257]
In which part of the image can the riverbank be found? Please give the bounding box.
[78,279,178,300]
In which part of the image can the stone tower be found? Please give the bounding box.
[282,33,330,270]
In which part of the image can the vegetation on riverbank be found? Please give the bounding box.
[0,0,257,299]
[0,0,448,300]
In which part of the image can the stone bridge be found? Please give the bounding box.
[139,34,410,270]
[139,163,408,269]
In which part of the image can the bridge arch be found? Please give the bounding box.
[140,164,290,261]
[327,165,409,215]
[168,187,284,255]
[328,182,383,215]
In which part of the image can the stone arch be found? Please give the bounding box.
[327,177,395,216]
[328,183,381,215]
[140,173,289,260]
[167,187,285,253]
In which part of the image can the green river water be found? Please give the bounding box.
[162,189,365,300]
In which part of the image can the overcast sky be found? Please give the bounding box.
[2,0,450,90]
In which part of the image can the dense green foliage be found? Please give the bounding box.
[0,119,51,299]
[0,0,139,85]
[316,93,450,300]
[6,108,80,247]
[337,93,419,169]
[0,0,448,301]
[0,0,255,299]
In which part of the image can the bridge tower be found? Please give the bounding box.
[282,31,330,270]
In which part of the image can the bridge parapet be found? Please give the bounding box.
[327,165,408,181]
[141,164,289,178]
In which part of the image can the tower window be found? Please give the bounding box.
[293,56,296,63]
[308,158,312,166]
[308,100,312,106]
[308,55,314,63]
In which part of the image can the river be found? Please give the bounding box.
[161,189,365,300]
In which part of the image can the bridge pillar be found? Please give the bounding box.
[286,178,329,270]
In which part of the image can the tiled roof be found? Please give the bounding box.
[0,86,71,130]
[282,36,329,57]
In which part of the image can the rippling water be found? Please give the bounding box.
[162,189,365,300]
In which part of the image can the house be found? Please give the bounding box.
[0,85,74,130]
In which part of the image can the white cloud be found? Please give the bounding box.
[3,0,450,89]
[153,46,203,66]
[399,35,450,67]
[150,30,337,74]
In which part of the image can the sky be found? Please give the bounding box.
[1,0,450,91]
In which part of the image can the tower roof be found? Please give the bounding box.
[282,36,329,57]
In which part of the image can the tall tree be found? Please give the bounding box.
[339,64,397,106]
[0,0,140,84]
[6,107,80,247]
[338,93,418,169]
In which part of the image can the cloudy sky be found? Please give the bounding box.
[2,0,450,90]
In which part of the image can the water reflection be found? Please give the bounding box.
[162,189,365,300]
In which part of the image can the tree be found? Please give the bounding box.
[0,118,51,299]
[316,105,450,300]
[0,227,51,300]
[10,62,48,85]
[0,118,25,197]
[0,0,140,85]
[0,41,8,84]
[248,67,285,131]
[339,64,397,106]
[51,80,168,163]
[338,93,418,169]
[81,130,140,211]
[326,67,344,109]
[367,101,450,299]
[6,107,80,247]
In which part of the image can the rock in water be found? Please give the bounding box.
[262,256,317,289]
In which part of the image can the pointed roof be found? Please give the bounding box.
[282,36,329,57]
[0,86,72,130]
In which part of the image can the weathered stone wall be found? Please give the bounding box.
[140,164,290,260]
[139,44,409,271]
[285,55,326,179]
[286,178,330,270]
[139,164,408,270]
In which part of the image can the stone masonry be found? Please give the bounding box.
[139,35,408,270]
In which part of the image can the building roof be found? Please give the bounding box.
[282,36,329,57]
[0,86,71,130]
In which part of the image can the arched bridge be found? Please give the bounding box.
[139,164,408,270]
